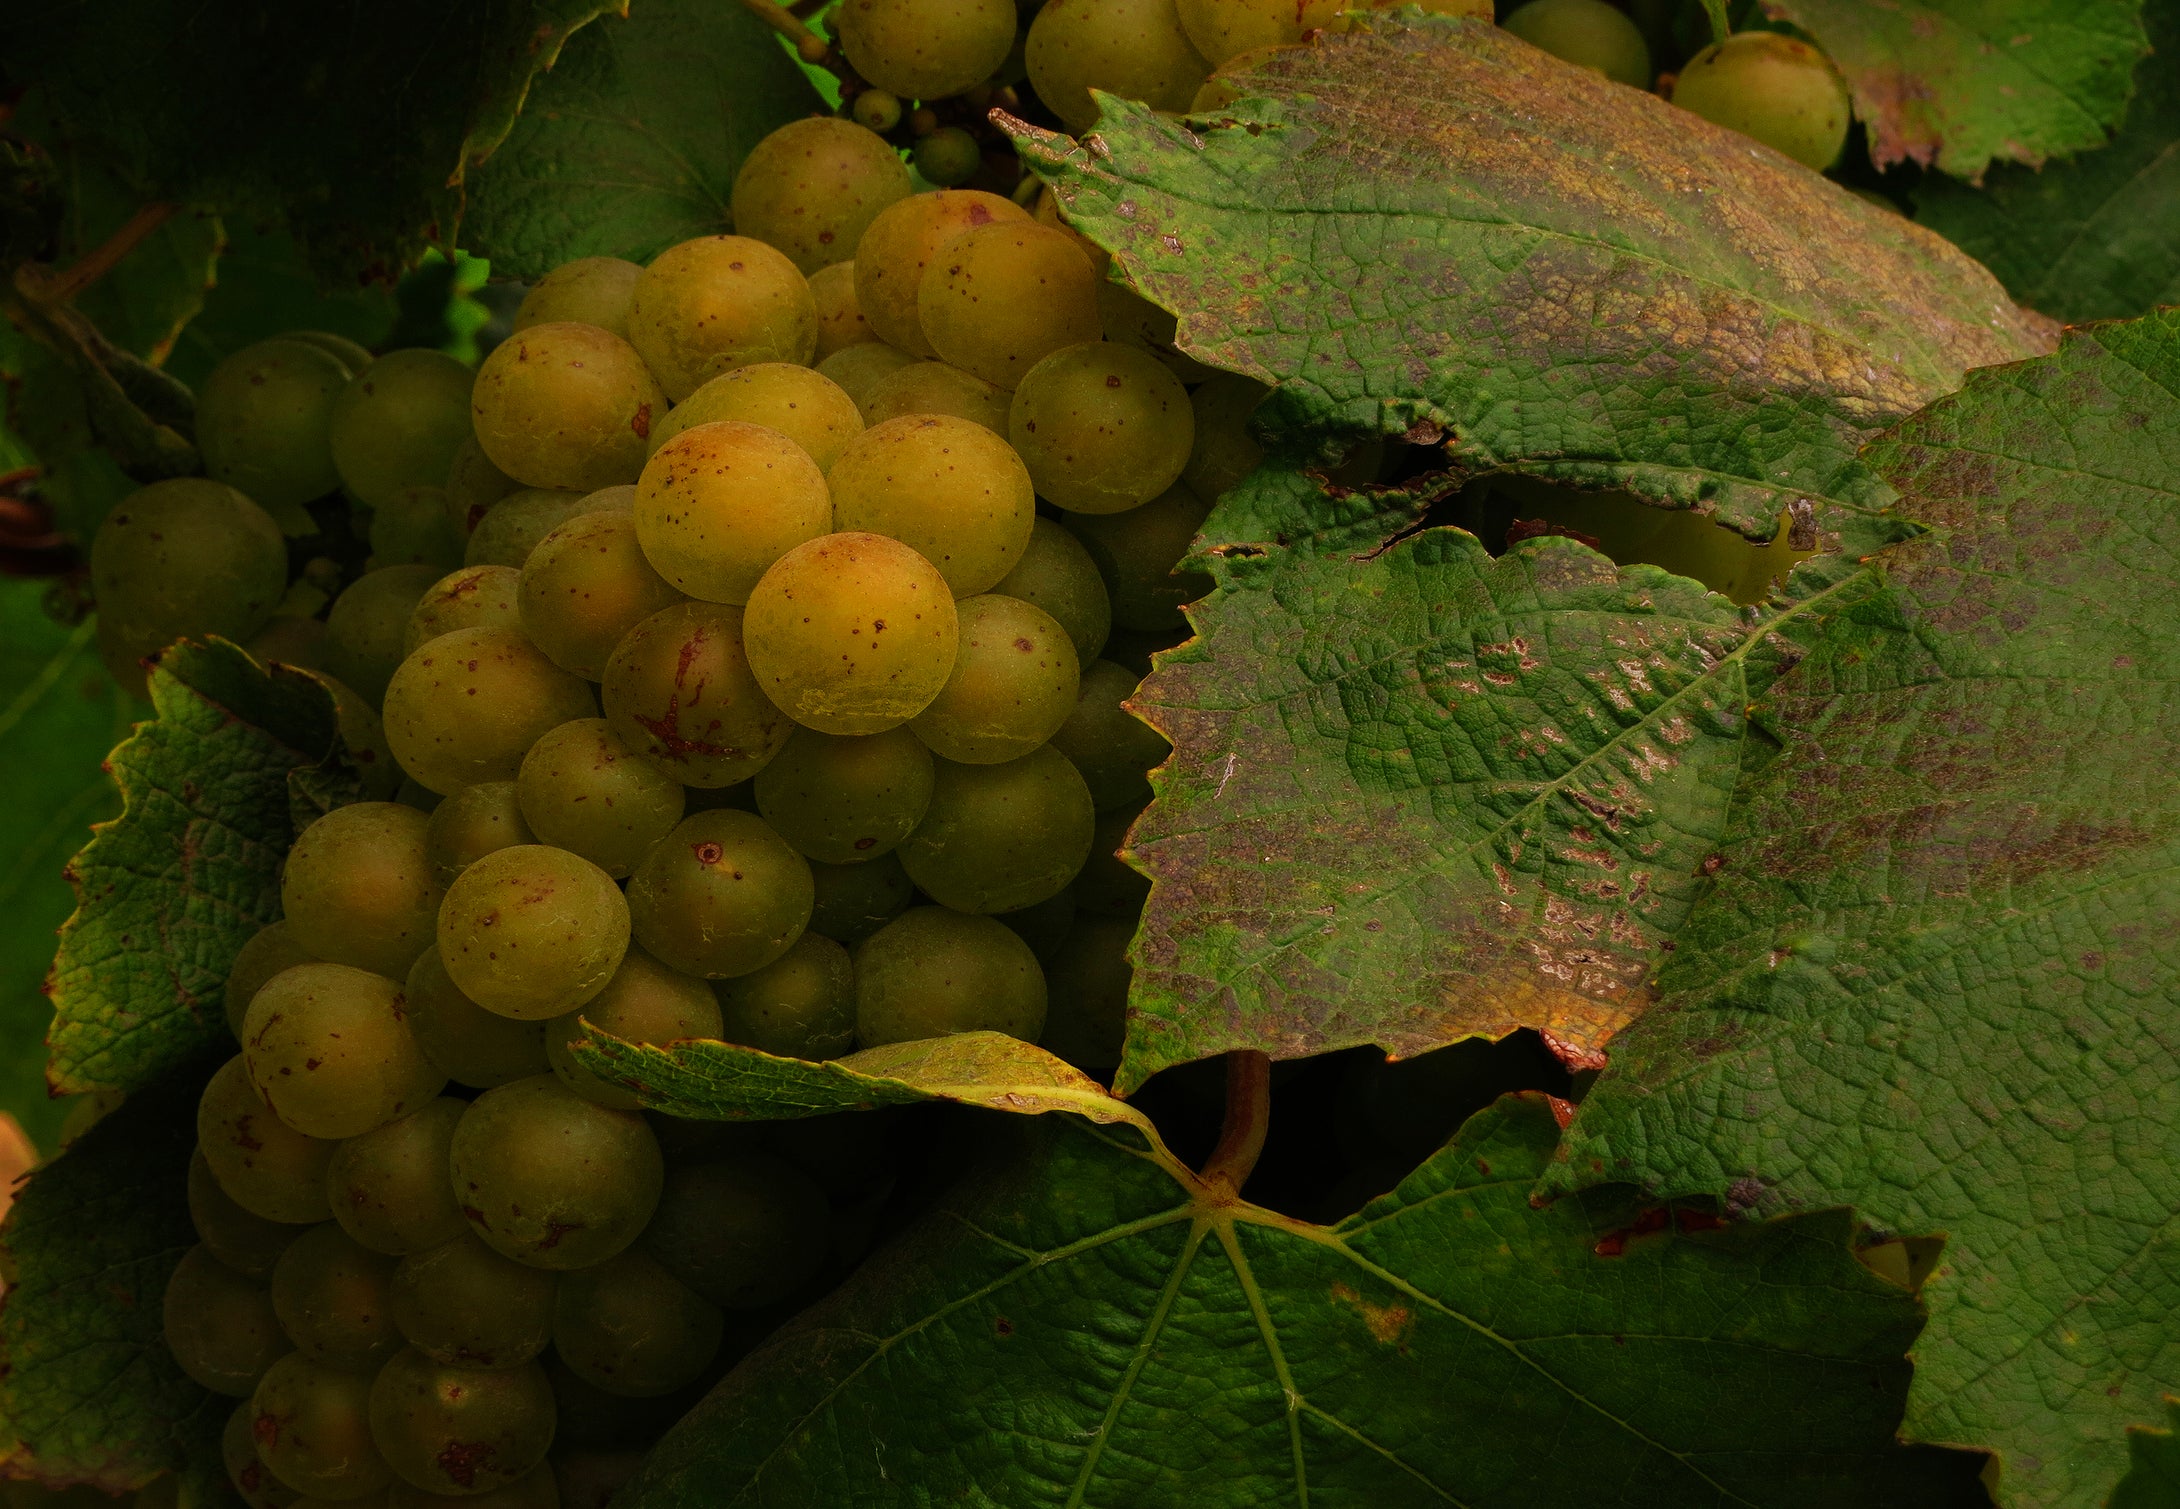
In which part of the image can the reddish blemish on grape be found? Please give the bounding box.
[435,1441,498,1489]
[633,403,652,439]
[694,841,724,864]
[854,837,875,850]
[1014,638,1034,652]
[1105,375,1122,388]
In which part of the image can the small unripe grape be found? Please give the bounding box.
[324,565,440,707]
[449,1074,664,1269]
[917,222,1102,389]
[466,486,624,570]
[743,533,961,734]
[518,511,685,681]
[809,261,877,359]
[1041,914,1133,1070]
[439,845,631,1021]
[834,0,1016,100]
[325,1097,469,1256]
[851,88,904,133]
[329,349,476,512]
[828,415,1035,596]
[1050,658,1171,811]
[753,725,935,864]
[404,946,549,1090]
[370,484,464,571]
[382,627,599,796]
[600,601,793,787]
[406,565,523,656]
[91,478,289,670]
[1673,30,1851,170]
[471,322,667,493]
[391,1232,557,1368]
[251,1354,391,1498]
[898,746,1094,912]
[992,515,1110,663]
[714,932,856,1059]
[164,1245,289,1396]
[552,1250,723,1397]
[444,437,522,541]
[633,420,832,605]
[281,801,443,979]
[423,781,536,888]
[859,360,1010,434]
[806,853,915,946]
[1075,800,1151,919]
[730,117,914,275]
[190,1148,307,1277]
[1027,0,1212,134]
[854,906,1047,1046]
[224,1399,299,1509]
[996,883,1076,963]
[1009,342,1193,514]
[645,364,864,471]
[545,948,723,1109]
[367,1347,555,1494]
[853,190,1029,357]
[1066,482,1213,629]
[196,338,350,511]
[909,594,1080,763]
[513,257,643,339]
[1182,372,1270,502]
[199,1056,336,1223]
[269,1222,403,1371]
[243,961,445,1139]
[226,921,318,1040]
[626,810,813,978]
[640,1156,830,1308]
[515,719,685,878]
[817,341,919,407]
[1503,0,1652,90]
[627,236,816,402]
[911,126,983,188]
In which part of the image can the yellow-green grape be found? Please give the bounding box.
[404,947,549,1090]
[633,420,832,605]
[996,884,1076,963]
[626,810,813,978]
[281,802,443,979]
[226,921,319,1040]
[858,360,1010,434]
[443,437,522,541]
[1503,0,1652,90]
[1100,282,1216,383]
[916,222,1102,390]
[246,613,330,673]
[471,322,667,493]
[250,1354,392,1498]
[627,236,817,403]
[991,515,1110,663]
[1182,372,1270,502]
[269,1223,402,1371]
[225,1399,301,1509]
[90,478,289,670]
[288,331,375,375]
[806,853,914,945]
[729,117,914,276]
[852,190,1029,358]
[827,416,1035,595]
[515,720,685,879]
[1672,30,1851,170]
[600,601,793,787]
[809,262,876,359]
[1050,658,1170,810]
[1066,482,1213,629]
[909,594,1080,763]
[753,725,935,864]
[545,948,722,1109]
[367,1348,555,1494]
[743,533,961,734]
[851,87,904,132]
[423,781,536,888]
[1041,914,1133,1070]
[164,1245,289,1396]
[449,1074,664,1269]
[1175,0,1485,64]
[196,338,350,511]
[645,363,864,470]
[325,564,439,706]
[199,1056,336,1223]
[191,1148,306,1277]
[369,485,463,571]
[833,0,1016,100]
[329,350,476,511]
[1009,342,1193,514]
[466,486,622,570]
[517,512,684,681]
[897,746,1094,912]
[714,932,856,1059]
[324,1098,469,1255]
[243,962,445,1139]
[817,341,919,407]
[854,906,1047,1046]
[1026,0,1211,134]
[382,627,599,795]
[1075,800,1151,918]
[639,1156,830,1308]
[551,1250,723,1398]
[438,845,630,1021]
[912,125,984,188]
[390,1233,557,1369]
[512,258,644,339]
[405,565,524,656]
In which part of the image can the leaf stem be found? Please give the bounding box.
[734,0,833,65]
[1199,1051,1271,1200]
[39,203,179,306]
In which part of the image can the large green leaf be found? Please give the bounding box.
[2111,1399,2180,1509]
[1548,311,2180,1506]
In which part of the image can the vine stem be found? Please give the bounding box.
[734,0,834,64]
[38,202,178,305]
[1199,1051,1272,1201]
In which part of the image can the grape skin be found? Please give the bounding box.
[466,485,624,570]
[1008,341,1194,515]
[625,810,814,979]
[809,262,876,359]
[897,745,1096,913]
[730,118,913,276]
[163,1245,290,1396]
[326,564,442,706]
[917,222,1104,389]
[325,1097,470,1256]
[406,565,523,656]
[423,780,537,888]
[471,321,667,492]
[1026,0,1213,134]
[268,1222,403,1372]
[367,1347,556,1494]
[827,415,1036,595]
[806,853,915,946]
[992,515,1112,664]
[437,844,631,1021]
[449,1074,664,1270]
[714,932,857,1060]
[908,593,1082,764]
[544,948,723,1109]
[633,420,833,605]
[859,360,1011,435]
[854,906,1048,1047]
[242,961,445,1139]
[753,725,936,865]
[196,338,351,512]
[626,236,817,402]
[1502,0,1653,91]
[1065,482,1214,630]
[280,801,443,980]
[190,1148,306,1277]
[91,478,289,695]
[1672,30,1851,170]
[519,510,688,682]
[224,922,319,1040]
[817,341,919,407]
[382,627,599,796]
[512,257,643,339]
[199,1055,336,1224]
[391,1232,558,1369]
[329,349,477,512]
[250,1353,393,1498]
[833,0,1017,102]
[852,190,1028,358]
[643,363,864,470]
[1050,658,1172,811]
[551,1250,723,1397]
[517,719,686,878]
[405,946,551,1091]
[223,1400,299,1509]
[600,601,794,788]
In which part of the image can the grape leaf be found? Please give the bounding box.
[1547,311,2180,1506]
[461,0,823,280]
[1915,0,2180,324]
[622,1094,1988,1508]
[164,221,398,390]
[2112,1399,2180,1509]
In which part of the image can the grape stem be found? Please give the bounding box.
[35,202,178,306]
[734,0,834,65]
[1699,0,1732,45]
[1199,1051,1272,1201]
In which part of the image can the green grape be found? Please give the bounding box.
[1502,0,1653,90]
[288,331,375,375]
[809,262,876,360]
[369,485,463,572]
[438,845,631,1020]
[852,190,1029,357]
[246,614,331,674]
[714,932,856,1059]
[367,1348,555,1495]
[404,947,550,1090]
[1672,30,1851,170]
[471,322,667,493]
[640,1155,830,1308]
[443,438,522,541]
[466,487,621,570]
[1026,0,1212,134]
[859,360,1010,434]
[909,594,1079,763]
[911,126,983,188]
[816,341,919,407]
[828,416,1035,596]
[387,1466,557,1509]
[632,420,832,605]
[1074,800,1150,918]
[753,725,934,864]
[251,1353,392,1499]
[854,906,1047,1046]
[996,883,1076,963]
[243,962,445,1139]
[1099,282,1216,383]
[1182,372,1269,502]
[329,350,476,512]
[551,1250,723,1398]
[281,801,444,979]
[164,1245,290,1396]
[625,810,813,978]
[649,368,864,476]
[325,565,442,707]
[422,781,536,888]
[991,516,1110,664]
[382,627,599,795]
[627,237,816,402]
[515,719,685,878]
[199,1055,336,1223]
[1066,482,1213,630]
[405,566,524,656]
[729,117,914,276]
[225,1399,301,1509]
[898,745,1094,912]
[90,478,288,672]
[806,853,914,945]
[196,338,351,511]
[269,1223,402,1371]
[917,223,1102,389]
[512,258,643,339]
[850,88,904,133]
[545,948,723,1108]
[600,601,793,787]
[744,533,961,734]
[834,0,1016,99]
[1040,914,1133,1070]
[449,1074,664,1269]
[191,1148,307,1277]
[1050,658,1169,810]
[390,1233,557,1369]
[325,1098,469,1256]
[1009,342,1193,514]
[227,921,319,1040]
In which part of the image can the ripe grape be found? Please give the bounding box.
[449,1074,664,1269]
[520,513,687,684]
[1502,0,1653,90]
[917,223,1102,389]
[329,349,476,511]
[743,533,961,734]
[1026,0,1212,134]
[852,190,1029,357]
[552,1250,723,1397]
[809,261,876,359]
[367,1347,556,1494]
[196,338,350,512]
[163,1245,289,1396]
[382,627,599,795]
[1041,914,1133,1070]
[1182,372,1270,502]
[242,961,445,1139]
[600,601,793,787]
[466,486,624,570]
[190,1148,306,1277]
[390,1233,557,1369]
[1009,342,1193,514]
[833,0,1016,100]
[897,745,1094,912]
[1672,30,1851,170]
[854,906,1047,1046]
[91,479,288,690]
[996,884,1076,963]
[911,126,983,188]
[269,1223,402,1371]
[423,781,536,887]
[404,947,550,1090]
[225,922,318,1039]
[199,1055,336,1223]
[223,1400,299,1509]
[1066,482,1213,629]
[545,948,723,1108]
[859,360,1010,434]
[817,341,919,407]
[288,330,374,374]
[405,565,523,656]
[753,725,934,864]
[909,594,1079,763]
[714,932,855,1060]
[471,322,667,492]
[992,515,1110,663]
[325,1097,469,1255]
[806,853,914,945]
[281,801,443,979]
[828,415,1035,595]
[646,364,864,472]
[626,236,817,402]
[370,484,463,571]
[514,719,685,878]
[438,845,631,1020]
[513,257,643,338]
[730,117,914,275]
[444,436,523,540]
[1050,658,1171,810]
[1074,800,1151,918]
[625,810,813,978]
[250,1354,392,1498]
[641,1156,829,1308]
[633,420,832,605]
[326,564,441,706]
